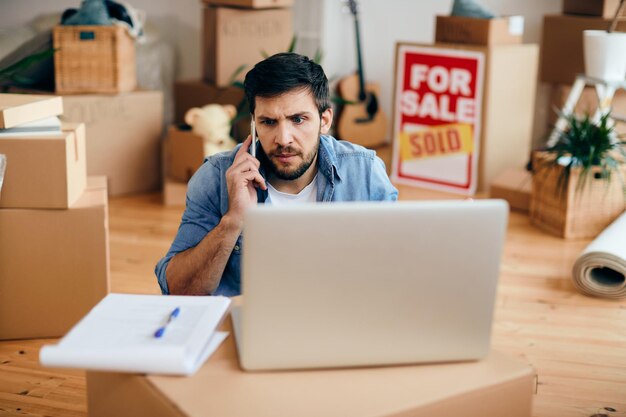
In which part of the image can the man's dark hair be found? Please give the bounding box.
[244,52,331,117]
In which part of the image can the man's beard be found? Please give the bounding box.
[264,140,319,181]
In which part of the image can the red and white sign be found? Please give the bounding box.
[391,44,485,195]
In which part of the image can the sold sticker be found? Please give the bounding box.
[399,124,473,162]
[391,44,484,195]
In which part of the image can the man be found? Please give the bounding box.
[156,53,397,296]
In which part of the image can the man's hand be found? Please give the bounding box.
[224,135,267,228]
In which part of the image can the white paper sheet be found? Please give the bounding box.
[40,293,231,375]
[572,212,626,299]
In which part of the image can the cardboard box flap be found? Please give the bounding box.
[0,94,63,129]
[72,175,108,208]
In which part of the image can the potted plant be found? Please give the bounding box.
[530,112,626,239]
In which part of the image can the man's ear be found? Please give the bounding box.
[320,108,333,134]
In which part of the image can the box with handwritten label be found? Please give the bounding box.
[203,6,293,87]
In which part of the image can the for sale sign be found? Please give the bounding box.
[391,44,485,194]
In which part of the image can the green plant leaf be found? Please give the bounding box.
[227,64,247,86]
[231,80,245,90]
[332,95,357,106]
[313,48,323,64]
[0,48,56,83]
[287,35,297,53]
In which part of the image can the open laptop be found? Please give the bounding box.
[231,199,509,371]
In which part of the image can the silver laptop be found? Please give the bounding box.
[232,199,509,371]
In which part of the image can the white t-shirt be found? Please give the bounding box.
[266,174,318,205]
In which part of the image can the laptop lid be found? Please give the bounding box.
[237,199,509,371]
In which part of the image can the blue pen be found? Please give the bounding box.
[154,307,180,338]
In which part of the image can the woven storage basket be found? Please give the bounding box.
[53,25,136,94]
[530,151,626,239]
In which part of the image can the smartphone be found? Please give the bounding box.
[250,119,257,157]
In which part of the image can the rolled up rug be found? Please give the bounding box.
[572,212,626,299]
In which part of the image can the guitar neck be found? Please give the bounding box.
[353,13,367,102]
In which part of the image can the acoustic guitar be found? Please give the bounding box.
[336,0,388,148]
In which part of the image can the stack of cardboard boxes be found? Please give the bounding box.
[431,15,538,197]
[0,94,110,340]
[164,0,293,206]
[45,23,166,197]
[541,0,626,137]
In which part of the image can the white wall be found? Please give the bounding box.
[0,0,562,145]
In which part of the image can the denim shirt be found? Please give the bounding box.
[155,135,398,296]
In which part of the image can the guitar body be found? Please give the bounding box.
[336,73,388,148]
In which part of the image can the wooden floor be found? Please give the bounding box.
[1,186,625,417]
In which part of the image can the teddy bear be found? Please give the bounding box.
[184,104,238,157]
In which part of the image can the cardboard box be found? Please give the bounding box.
[490,167,532,212]
[549,84,626,137]
[563,0,622,18]
[202,0,293,8]
[173,80,249,142]
[60,90,164,196]
[0,123,87,208]
[203,7,293,87]
[166,126,205,183]
[87,318,535,417]
[540,14,626,84]
[0,176,110,340]
[163,177,188,207]
[0,94,63,128]
[435,15,524,46]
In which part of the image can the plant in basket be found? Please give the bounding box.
[530,112,626,239]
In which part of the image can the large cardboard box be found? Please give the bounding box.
[87,317,535,417]
[540,14,626,84]
[60,90,164,196]
[166,126,205,183]
[0,94,63,128]
[202,0,293,8]
[563,0,622,18]
[435,16,524,46]
[203,7,293,87]
[391,43,538,194]
[0,123,87,208]
[173,80,249,142]
[0,176,110,340]
[549,84,626,137]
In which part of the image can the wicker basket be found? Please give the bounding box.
[53,25,136,94]
[530,151,626,239]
